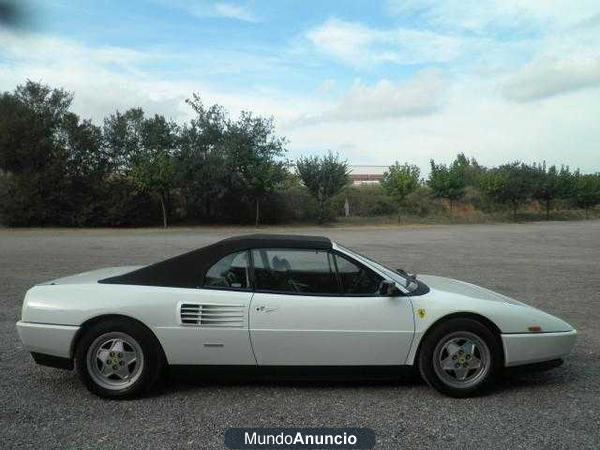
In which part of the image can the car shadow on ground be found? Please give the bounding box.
[153,366,424,396]
[31,361,577,400]
[496,368,575,389]
[154,365,576,398]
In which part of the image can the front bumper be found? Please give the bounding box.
[501,329,577,367]
[16,321,79,359]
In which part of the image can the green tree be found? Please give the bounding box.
[223,110,288,226]
[132,114,178,228]
[176,97,229,222]
[0,80,73,174]
[531,163,573,220]
[176,95,289,225]
[453,153,485,187]
[381,162,421,203]
[60,113,106,179]
[102,108,145,174]
[296,152,350,223]
[0,81,98,225]
[480,162,536,220]
[573,173,600,218]
[103,109,177,227]
[58,112,108,224]
[427,159,466,212]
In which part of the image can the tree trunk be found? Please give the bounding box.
[205,195,211,220]
[159,194,167,228]
[449,198,454,214]
[512,200,518,221]
[318,198,326,224]
[315,191,323,224]
[255,198,260,227]
[545,198,550,221]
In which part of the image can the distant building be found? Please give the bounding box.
[349,165,388,185]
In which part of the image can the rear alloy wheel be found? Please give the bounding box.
[86,332,145,391]
[75,318,164,399]
[418,318,501,397]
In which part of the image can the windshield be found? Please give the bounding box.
[336,245,419,293]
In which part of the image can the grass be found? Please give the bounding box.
[334,207,600,227]
[1,206,598,232]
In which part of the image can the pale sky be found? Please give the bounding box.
[1,0,600,173]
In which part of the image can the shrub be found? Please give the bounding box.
[463,186,485,211]
[404,186,438,216]
[268,186,320,223]
[333,185,398,217]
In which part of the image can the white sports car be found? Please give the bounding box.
[17,234,576,398]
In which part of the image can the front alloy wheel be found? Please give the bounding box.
[433,332,491,389]
[419,318,501,397]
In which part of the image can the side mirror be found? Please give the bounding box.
[380,280,402,297]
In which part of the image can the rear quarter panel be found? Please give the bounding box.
[22,284,182,326]
[21,283,257,365]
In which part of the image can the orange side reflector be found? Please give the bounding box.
[528,326,542,332]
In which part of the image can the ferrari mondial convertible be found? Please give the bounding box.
[17,234,576,398]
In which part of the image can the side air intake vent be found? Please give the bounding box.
[180,303,245,327]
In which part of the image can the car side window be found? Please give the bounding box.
[334,253,383,295]
[204,250,250,290]
[251,249,339,295]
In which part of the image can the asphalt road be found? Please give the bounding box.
[1,221,599,449]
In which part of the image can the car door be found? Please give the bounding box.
[156,250,257,366]
[248,248,414,366]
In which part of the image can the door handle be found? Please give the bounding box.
[255,305,279,313]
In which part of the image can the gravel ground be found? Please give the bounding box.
[1,221,599,449]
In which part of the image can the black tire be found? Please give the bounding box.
[418,318,502,398]
[75,318,165,399]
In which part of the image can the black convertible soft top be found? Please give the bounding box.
[99,234,332,288]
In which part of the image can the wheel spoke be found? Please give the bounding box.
[446,342,461,355]
[468,356,482,369]
[101,362,114,377]
[113,364,131,380]
[97,349,110,362]
[461,341,476,355]
[441,356,456,371]
[453,367,469,380]
[111,339,125,353]
[122,351,137,365]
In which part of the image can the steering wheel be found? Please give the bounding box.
[224,270,239,287]
[349,269,368,293]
